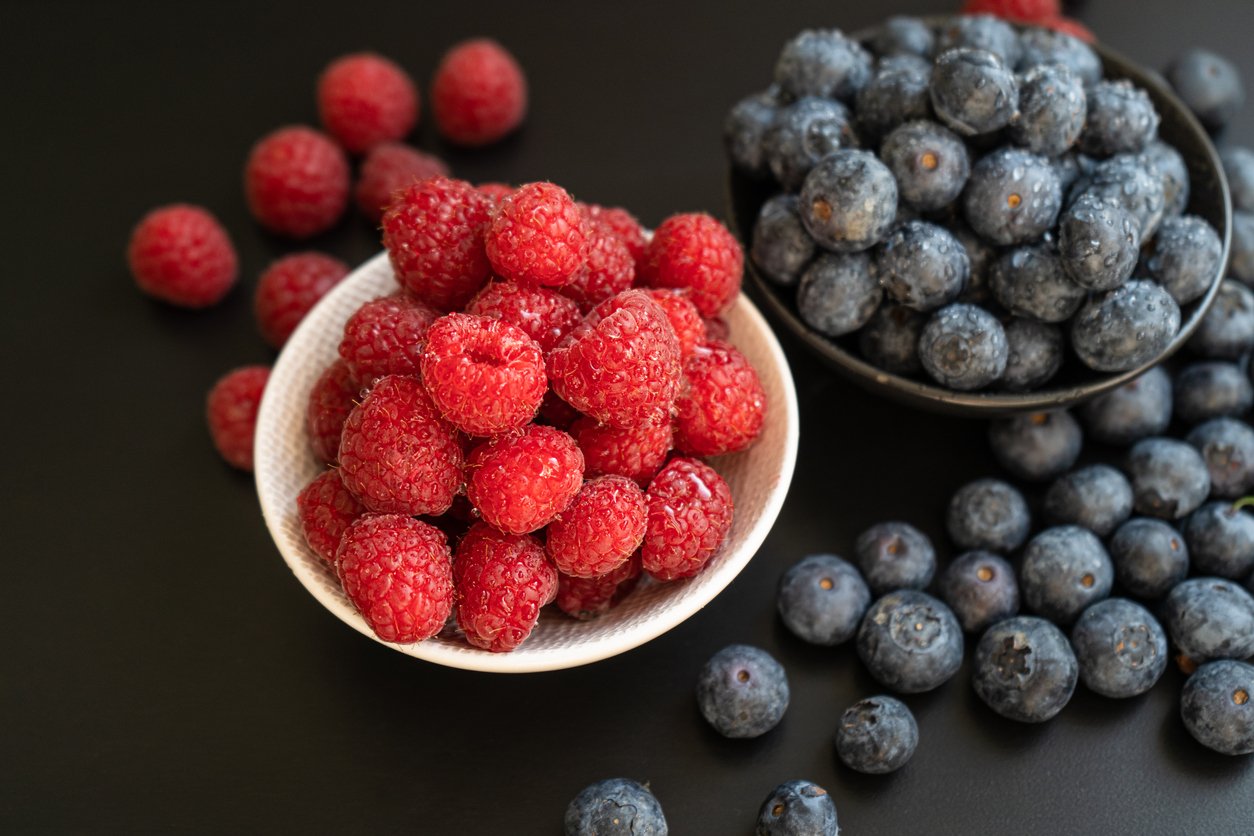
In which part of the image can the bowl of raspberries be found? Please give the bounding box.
[254,177,799,672]
[727,15,1231,414]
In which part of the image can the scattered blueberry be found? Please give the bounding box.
[1044,464,1134,537]
[963,147,1061,246]
[1070,598,1168,699]
[854,521,936,595]
[1109,517,1190,600]
[1015,26,1102,86]
[938,551,1019,634]
[871,15,934,59]
[755,780,838,836]
[763,97,859,192]
[854,58,934,144]
[929,48,1019,137]
[696,644,790,739]
[774,29,872,102]
[917,303,1007,390]
[777,554,871,646]
[946,477,1030,553]
[799,150,898,252]
[1070,280,1181,373]
[857,303,926,375]
[935,15,1021,66]
[880,120,970,212]
[1126,437,1212,520]
[856,590,964,694]
[989,242,1087,323]
[1186,417,1254,499]
[972,616,1079,723]
[834,695,919,774]
[724,89,780,180]
[1056,192,1140,292]
[1180,659,1254,755]
[1188,279,1254,360]
[1071,153,1166,240]
[1142,139,1191,219]
[1162,577,1254,663]
[1009,64,1086,158]
[1166,48,1245,132]
[1221,146,1254,213]
[1002,318,1064,391]
[564,779,668,836]
[1173,362,1253,426]
[1183,502,1254,579]
[874,220,969,311]
[1078,366,1173,446]
[1079,79,1160,158]
[988,410,1082,482]
[796,252,882,337]
[1020,525,1114,624]
[752,194,816,287]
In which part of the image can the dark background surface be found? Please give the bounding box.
[4,0,1254,833]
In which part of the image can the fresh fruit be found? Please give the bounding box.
[244,125,350,238]
[431,38,527,146]
[834,696,918,774]
[696,644,790,738]
[206,365,270,471]
[776,554,871,646]
[317,52,419,154]
[856,590,963,693]
[128,204,238,307]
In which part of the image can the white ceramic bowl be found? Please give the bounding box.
[255,251,800,673]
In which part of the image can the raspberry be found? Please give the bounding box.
[354,142,449,223]
[572,415,673,487]
[674,341,768,457]
[431,38,528,147]
[645,288,707,358]
[297,469,366,565]
[642,457,734,581]
[337,292,439,385]
[486,182,588,288]
[464,280,583,353]
[561,215,635,311]
[477,182,515,204]
[253,252,349,348]
[546,475,648,578]
[336,514,454,643]
[580,203,648,270]
[960,0,1060,20]
[555,555,642,621]
[642,213,743,318]
[419,313,547,436]
[244,126,350,238]
[206,365,270,471]
[453,522,557,652]
[466,424,584,535]
[1039,15,1096,42]
[381,175,493,310]
[127,204,238,307]
[317,52,419,155]
[337,375,464,516]
[306,359,359,463]
[547,289,682,428]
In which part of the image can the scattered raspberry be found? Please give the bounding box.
[486,182,588,287]
[206,365,270,471]
[464,281,583,353]
[548,289,682,428]
[419,313,547,436]
[555,555,642,621]
[336,514,454,643]
[254,251,350,348]
[244,125,350,238]
[572,415,673,487]
[703,316,731,342]
[381,175,493,310]
[297,469,366,565]
[546,475,648,578]
[674,341,768,457]
[580,203,648,270]
[453,522,557,652]
[354,142,449,223]
[477,182,515,204]
[127,204,238,308]
[337,292,439,384]
[317,52,419,155]
[337,375,465,516]
[431,38,528,146]
[466,424,584,535]
[641,213,743,318]
[538,390,583,429]
[561,215,635,311]
[644,289,706,358]
[642,457,734,581]
[960,0,1060,20]
[1039,15,1097,42]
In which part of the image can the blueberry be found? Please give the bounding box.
[972,616,1079,723]
[1140,215,1223,305]
[1188,279,1254,359]
[1071,153,1167,239]
[939,551,1020,633]
[918,303,1008,390]
[1070,598,1168,699]
[1229,210,1254,284]
[870,16,934,59]
[834,695,919,774]
[1181,659,1254,755]
[1056,192,1140,292]
[1186,417,1254,499]
[724,89,780,180]
[1078,366,1173,446]
[874,220,969,311]
[1142,139,1190,219]
[854,521,936,595]
[1183,502,1254,579]
[946,477,1031,553]
[1166,49,1245,132]
[1020,525,1114,624]
[796,252,882,337]
[1002,318,1064,391]
[1220,146,1254,213]
[929,47,1019,138]
[880,120,970,212]
[963,147,1061,246]
[1108,517,1190,600]
[752,194,816,287]
[1044,464,1134,537]
[564,779,668,836]
[1162,577,1254,663]
[935,15,1022,66]
[1126,437,1211,520]
[989,241,1087,323]
[951,221,996,305]
[1173,362,1253,426]
[777,554,872,646]
[1015,26,1102,86]
[854,58,933,144]
[988,410,1082,482]
[755,780,838,836]
[774,29,872,102]
[1009,64,1086,157]
[856,590,964,693]
[799,150,897,252]
[858,303,927,375]
[1070,280,1181,373]
[696,644,790,738]
[1079,79,1160,158]
[763,97,859,192]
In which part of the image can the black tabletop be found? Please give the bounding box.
[5,1,1254,833]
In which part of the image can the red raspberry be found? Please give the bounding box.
[306,359,359,463]
[337,292,439,385]
[572,415,673,487]
[547,289,682,428]
[354,142,449,223]
[336,514,454,644]
[642,457,734,581]
[555,555,642,621]
[206,365,270,471]
[477,182,515,204]
[431,38,528,147]
[561,215,635,311]
[537,390,583,430]
[466,424,584,535]
[297,469,366,565]
[419,313,547,436]
[703,315,731,342]
[641,213,743,318]
[464,280,583,353]
[382,175,493,310]
[581,203,648,270]
[253,251,350,348]
[960,0,1060,21]
[674,341,767,458]
[546,475,648,578]
[1039,15,1096,42]
[485,182,588,287]
[644,288,707,358]
[453,522,557,652]
[317,52,419,155]
[127,204,237,307]
[244,126,350,238]
[338,375,464,516]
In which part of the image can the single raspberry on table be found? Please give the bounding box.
[381,175,493,310]
[297,469,366,565]
[431,38,528,147]
[572,415,673,487]
[464,281,583,353]
[546,475,648,578]
[454,522,557,652]
[244,125,350,238]
[642,457,734,581]
[336,514,454,644]
[317,52,419,155]
[254,252,350,348]
[674,340,767,457]
[206,365,270,471]
[354,142,448,223]
[306,359,359,463]
[960,0,1060,21]
[560,215,635,311]
[580,203,648,270]
[337,292,439,385]
[337,375,465,516]
[485,182,588,287]
[1039,15,1096,42]
[641,212,743,318]
[644,289,707,358]
[466,424,584,535]
[419,313,547,436]
[477,182,515,204]
[127,204,238,307]
[555,555,642,621]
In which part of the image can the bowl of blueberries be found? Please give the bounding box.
[726,15,1232,415]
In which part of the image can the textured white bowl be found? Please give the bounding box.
[255,251,799,673]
